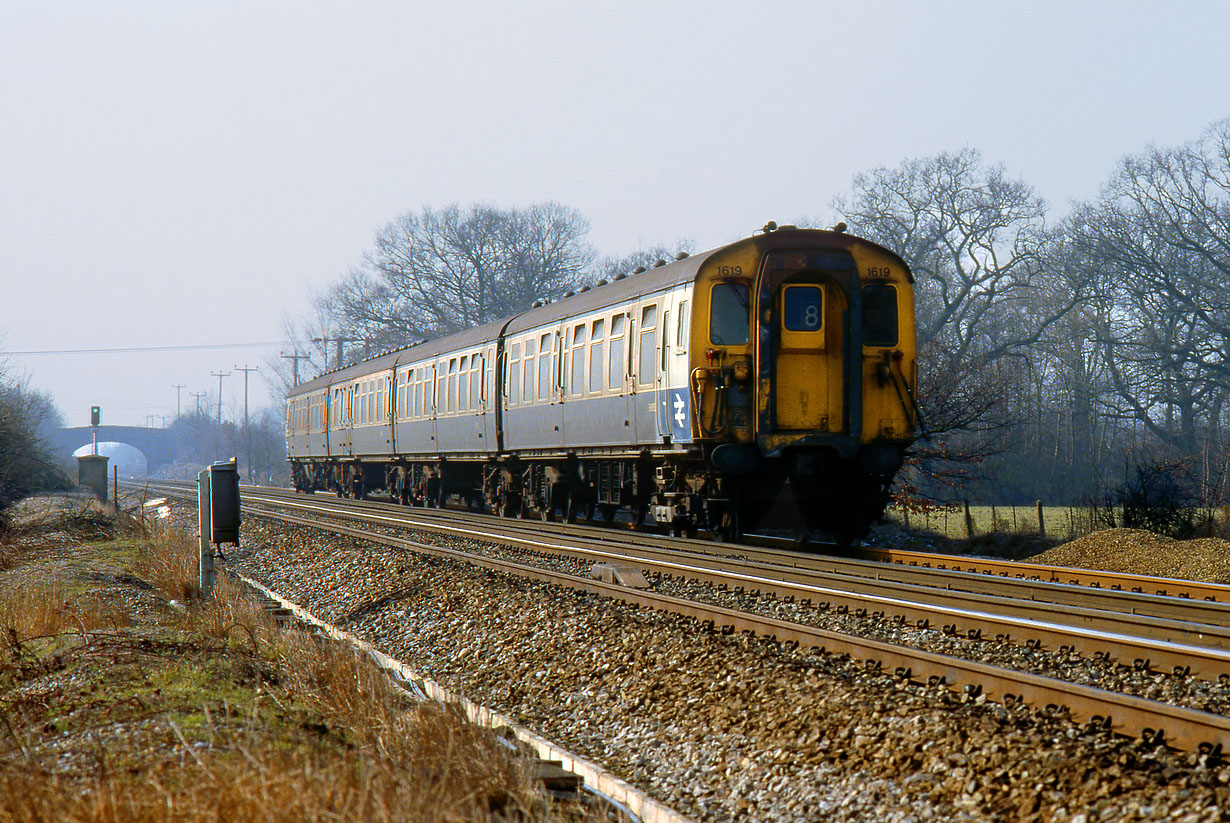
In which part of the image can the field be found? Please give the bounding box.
[881,504,1106,541]
[882,502,1230,544]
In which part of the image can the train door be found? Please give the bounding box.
[631,302,658,442]
[757,249,858,437]
[480,344,496,448]
[332,384,354,457]
[654,290,693,443]
[774,280,844,431]
[429,361,439,449]
[607,310,637,447]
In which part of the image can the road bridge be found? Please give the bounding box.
[49,426,175,475]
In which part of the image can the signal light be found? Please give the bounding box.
[90,406,100,427]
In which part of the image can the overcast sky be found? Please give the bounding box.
[2,1,1228,429]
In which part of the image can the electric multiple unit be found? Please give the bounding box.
[287,225,918,543]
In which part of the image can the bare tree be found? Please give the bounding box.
[325,202,595,350]
[1065,119,1230,458]
[596,241,696,278]
[833,148,1077,358]
[829,150,1086,495]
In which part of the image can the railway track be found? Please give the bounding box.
[851,545,1230,602]
[138,479,1230,753]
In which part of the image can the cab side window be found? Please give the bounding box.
[710,283,750,345]
[862,284,898,347]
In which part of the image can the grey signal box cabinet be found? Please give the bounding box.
[198,459,241,545]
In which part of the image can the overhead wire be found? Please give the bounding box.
[0,341,285,356]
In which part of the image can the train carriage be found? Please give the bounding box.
[287,224,919,543]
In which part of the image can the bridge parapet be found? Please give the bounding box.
[50,426,175,473]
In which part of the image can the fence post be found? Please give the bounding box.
[1036,501,1044,537]
[964,500,974,538]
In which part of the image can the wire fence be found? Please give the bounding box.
[883,503,1120,542]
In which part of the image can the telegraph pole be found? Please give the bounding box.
[312,336,354,370]
[172,384,185,418]
[190,391,206,416]
[336,337,354,369]
[281,349,307,386]
[211,370,230,423]
[234,364,258,481]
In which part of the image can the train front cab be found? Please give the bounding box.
[695,229,917,542]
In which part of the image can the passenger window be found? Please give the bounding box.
[608,314,626,389]
[589,318,605,393]
[570,323,586,396]
[538,333,552,399]
[862,284,899,347]
[710,283,750,345]
[470,355,482,409]
[677,300,689,351]
[458,356,469,412]
[509,344,521,405]
[661,310,670,370]
[638,305,658,385]
[523,338,536,403]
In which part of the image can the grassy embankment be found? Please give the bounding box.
[0,498,586,823]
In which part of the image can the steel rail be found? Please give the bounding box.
[216,490,1230,681]
[193,482,1230,623]
[140,479,1230,683]
[852,546,1230,602]
[195,484,1230,629]
[233,500,1230,753]
[140,480,1230,608]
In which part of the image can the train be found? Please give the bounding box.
[285,223,919,544]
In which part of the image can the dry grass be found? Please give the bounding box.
[133,523,202,603]
[0,515,582,823]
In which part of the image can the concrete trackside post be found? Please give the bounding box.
[198,467,213,596]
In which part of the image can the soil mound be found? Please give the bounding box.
[1030,528,1230,584]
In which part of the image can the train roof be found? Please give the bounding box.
[287,227,910,398]
[288,246,718,398]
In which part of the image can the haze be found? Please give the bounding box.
[2,1,1227,427]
